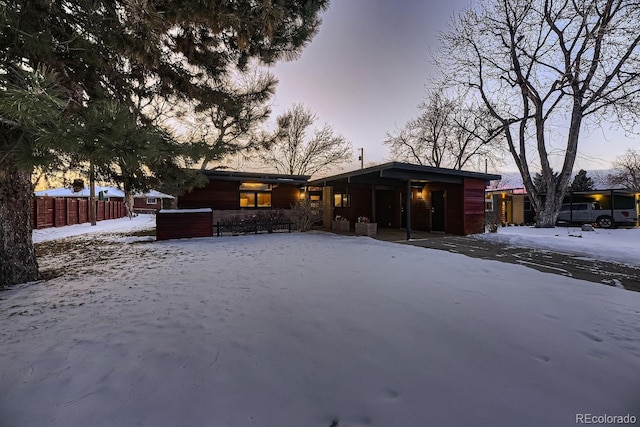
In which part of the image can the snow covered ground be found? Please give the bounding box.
[1,218,639,426]
[474,225,640,266]
[31,214,157,244]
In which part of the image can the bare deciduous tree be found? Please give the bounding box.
[608,149,640,191]
[386,89,454,168]
[259,104,352,176]
[170,67,278,170]
[385,87,504,170]
[437,0,640,227]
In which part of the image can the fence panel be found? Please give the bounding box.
[78,199,88,224]
[67,199,79,225]
[37,197,55,229]
[31,196,128,229]
[97,201,105,221]
[54,198,67,227]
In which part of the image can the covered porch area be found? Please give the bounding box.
[310,162,500,239]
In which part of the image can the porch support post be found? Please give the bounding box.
[406,179,412,241]
[570,191,573,223]
[610,189,615,219]
[371,185,376,223]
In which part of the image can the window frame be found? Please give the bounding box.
[334,193,350,208]
[239,182,273,208]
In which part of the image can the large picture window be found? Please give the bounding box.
[240,182,272,208]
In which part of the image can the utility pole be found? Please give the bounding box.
[358,147,364,169]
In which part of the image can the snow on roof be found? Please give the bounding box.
[35,187,175,199]
[34,185,125,198]
[134,190,175,199]
[488,169,630,191]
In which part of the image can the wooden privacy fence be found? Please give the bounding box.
[31,197,127,229]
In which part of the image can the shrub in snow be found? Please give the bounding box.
[219,210,290,235]
[290,199,322,232]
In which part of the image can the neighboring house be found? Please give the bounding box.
[486,188,640,226]
[485,188,535,225]
[179,163,500,236]
[133,190,176,214]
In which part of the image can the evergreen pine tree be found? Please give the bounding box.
[569,170,595,192]
[0,0,329,287]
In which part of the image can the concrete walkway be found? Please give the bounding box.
[347,228,640,292]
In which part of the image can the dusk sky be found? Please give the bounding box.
[265,0,638,175]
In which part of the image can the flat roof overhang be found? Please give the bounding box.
[202,169,310,186]
[310,162,501,187]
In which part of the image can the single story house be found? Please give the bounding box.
[179,163,500,237]
[132,190,176,214]
[485,188,535,225]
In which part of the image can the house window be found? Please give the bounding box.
[147,197,158,204]
[524,198,531,211]
[240,182,272,208]
[485,197,494,212]
[334,193,350,208]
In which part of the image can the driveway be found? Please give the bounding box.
[373,230,640,292]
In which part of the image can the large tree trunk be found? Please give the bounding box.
[535,197,562,228]
[0,157,39,288]
[89,160,97,226]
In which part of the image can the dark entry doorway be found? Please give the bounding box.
[376,189,397,228]
[431,190,445,232]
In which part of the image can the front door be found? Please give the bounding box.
[431,190,445,232]
[376,190,397,228]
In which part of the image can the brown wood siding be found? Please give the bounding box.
[445,184,464,235]
[179,181,239,210]
[133,197,162,212]
[156,211,213,240]
[463,178,487,235]
[332,183,373,225]
[272,185,301,209]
